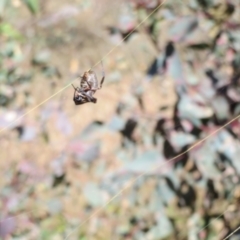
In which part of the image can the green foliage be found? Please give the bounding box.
[0,23,22,39]
[1,0,240,239]
[22,0,39,15]
[0,0,7,18]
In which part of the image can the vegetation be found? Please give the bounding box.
[0,0,240,239]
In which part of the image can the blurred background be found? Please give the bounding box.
[0,0,240,239]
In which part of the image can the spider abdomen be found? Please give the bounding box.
[80,70,99,90]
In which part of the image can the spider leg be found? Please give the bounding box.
[89,61,105,91]
[71,84,77,90]
[86,90,97,103]
[72,84,78,100]
[85,79,92,89]
[90,77,104,91]
[79,90,96,103]
[99,60,105,88]
[72,84,81,92]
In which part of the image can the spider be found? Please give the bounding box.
[71,61,105,105]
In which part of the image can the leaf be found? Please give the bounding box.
[169,131,196,149]
[83,183,104,207]
[146,211,173,239]
[196,0,214,9]
[0,110,23,129]
[79,121,104,139]
[161,8,175,20]
[0,0,7,18]
[124,150,164,173]
[116,224,131,236]
[42,66,59,78]
[157,179,176,204]
[56,111,72,135]
[151,18,162,43]
[47,199,63,215]
[187,213,203,240]
[178,95,213,125]
[211,95,230,120]
[0,217,16,238]
[0,84,14,106]
[169,16,198,43]
[17,161,39,177]
[106,71,122,84]
[68,141,100,163]
[41,215,66,236]
[166,51,185,90]
[120,118,138,142]
[0,70,7,84]
[20,126,37,141]
[148,191,165,212]
[185,69,199,86]
[118,14,136,33]
[37,6,79,27]
[228,30,240,51]
[163,169,180,189]
[32,50,51,65]
[40,230,54,240]
[214,131,240,174]
[22,0,39,14]
[107,115,125,131]
[78,142,100,162]
[188,43,211,50]
[0,23,22,39]
[146,54,165,77]
[184,28,211,47]
[194,144,221,178]
[50,154,66,177]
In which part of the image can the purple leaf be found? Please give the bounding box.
[166,51,185,90]
[56,112,72,135]
[0,217,16,238]
[0,110,23,129]
[67,141,100,163]
[40,101,59,121]
[6,195,20,212]
[227,87,240,102]
[118,14,136,33]
[18,161,37,175]
[38,6,80,28]
[184,28,210,46]
[20,126,37,141]
[78,142,100,162]
[178,95,213,124]
[50,154,66,177]
[169,16,198,43]
[17,161,45,180]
